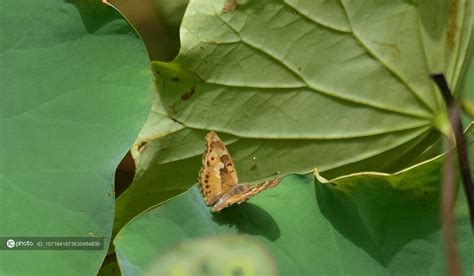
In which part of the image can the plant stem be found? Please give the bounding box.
[431,73,474,228]
[442,145,462,275]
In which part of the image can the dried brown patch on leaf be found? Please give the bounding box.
[181,86,195,101]
[137,140,148,153]
[223,0,237,12]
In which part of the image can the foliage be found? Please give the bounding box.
[115,0,472,244]
[2,0,474,275]
[0,0,151,274]
[114,137,473,274]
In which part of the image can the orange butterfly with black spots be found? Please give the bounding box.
[198,131,281,212]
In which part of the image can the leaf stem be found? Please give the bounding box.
[442,145,462,275]
[430,73,474,227]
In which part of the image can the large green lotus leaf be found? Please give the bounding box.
[157,0,472,173]
[113,124,474,275]
[0,0,151,274]
[133,0,474,164]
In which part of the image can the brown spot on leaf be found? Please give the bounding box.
[170,103,178,115]
[250,164,257,171]
[181,86,195,101]
[137,140,148,153]
[223,0,237,12]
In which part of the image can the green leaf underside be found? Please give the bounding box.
[114,0,473,248]
[0,0,151,274]
[171,0,469,135]
[152,0,473,175]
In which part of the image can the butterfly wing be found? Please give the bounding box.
[212,178,281,212]
[236,177,281,204]
[199,131,239,205]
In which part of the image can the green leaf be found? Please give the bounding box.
[121,0,472,206]
[0,0,152,274]
[160,0,473,174]
[113,126,474,275]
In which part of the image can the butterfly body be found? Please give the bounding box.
[198,131,281,212]
[212,183,249,211]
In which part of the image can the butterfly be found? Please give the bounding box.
[198,131,281,212]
